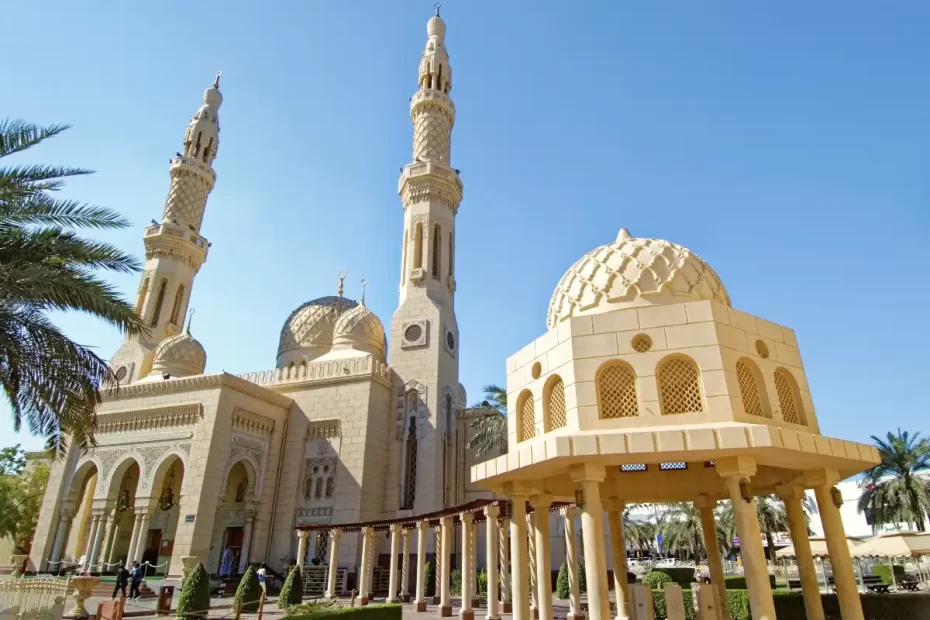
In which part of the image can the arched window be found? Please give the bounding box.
[401,417,417,509]
[305,477,314,499]
[431,224,441,279]
[448,232,454,279]
[401,229,408,285]
[414,223,424,268]
[658,357,704,415]
[169,284,186,325]
[545,376,567,431]
[517,390,536,442]
[774,369,804,425]
[150,279,168,327]
[136,276,150,313]
[314,478,323,499]
[325,477,335,498]
[597,362,639,419]
[736,359,767,417]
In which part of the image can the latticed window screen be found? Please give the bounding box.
[736,360,766,417]
[546,378,567,431]
[401,230,408,285]
[136,276,150,312]
[658,357,704,414]
[621,463,647,472]
[518,392,536,442]
[659,462,688,470]
[169,284,186,324]
[774,369,802,424]
[150,279,168,327]
[431,225,441,279]
[402,418,418,509]
[448,232,454,278]
[597,363,639,418]
[632,334,653,353]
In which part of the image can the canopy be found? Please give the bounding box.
[776,537,863,559]
[850,532,930,558]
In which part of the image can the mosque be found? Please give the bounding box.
[30,9,879,620]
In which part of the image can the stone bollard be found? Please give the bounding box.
[663,583,687,620]
[692,582,722,620]
[630,583,655,620]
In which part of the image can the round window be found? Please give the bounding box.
[323,465,330,473]
[531,362,542,380]
[312,466,319,474]
[755,340,770,359]
[446,331,455,351]
[404,324,423,343]
[631,334,653,353]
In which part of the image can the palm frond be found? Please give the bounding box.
[0,197,125,230]
[0,121,70,158]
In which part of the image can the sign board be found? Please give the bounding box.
[184,514,196,523]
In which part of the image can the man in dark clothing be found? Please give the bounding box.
[112,561,130,599]
[129,561,144,599]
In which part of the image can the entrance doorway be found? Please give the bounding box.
[220,527,244,576]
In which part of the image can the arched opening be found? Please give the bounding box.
[517,390,536,442]
[63,463,98,564]
[401,416,418,509]
[150,279,168,327]
[657,356,705,415]
[431,224,441,279]
[401,229,408,285]
[736,358,769,418]
[448,232,454,280]
[544,375,567,431]
[774,368,806,425]
[597,362,639,419]
[101,459,141,570]
[169,284,186,325]
[136,276,150,313]
[414,223,424,269]
[210,460,254,577]
[145,456,185,576]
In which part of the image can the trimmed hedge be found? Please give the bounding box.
[424,561,435,597]
[555,562,570,599]
[652,588,695,620]
[235,565,263,613]
[450,569,462,596]
[724,575,776,589]
[176,562,210,620]
[659,567,696,585]
[287,603,402,620]
[279,566,304,609]
[643,571,675,589]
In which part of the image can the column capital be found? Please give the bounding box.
[484,504,500,518]
[417,520,430,531]
[559,506,577,519]
[502,481,533,497]
[297,529,311,540]
[440,515,453,526]
[775,485,807,502]
[330,528,343,540]
[715,456,757,479]
[569,463,606,483]
[528,494,553,509]
[390,523,403,533]
[362,525,374,534]
[802,469,841,488]
[694,494,718,510]
[460,511,475,524]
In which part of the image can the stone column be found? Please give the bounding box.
[359,527,373,606]
[695,495,729,620]
[460,512,475,620]
[388,524,402,603]
[434,526,443,605]
[238,513,256,573]
[559,507,583,620]
[440,516,453,617]
[50,510,72,565]
[469,520,478,607]
[485,505,501,620]
[89,511,108,571]
[530,496,553,620]
[499,517,512,613]
[401,528,411,602]
[526,513,538,619]
[103,514,119,567]
[814,483,864,620]
[296,530,310,574]
[606,503,629,620]
[415,522,429,612]
[126,513,143,566]
[776,487,824,620]
[718,458,775,620]
[366,528,376,600]
[134,510,153,564]
[326,529,342,599]
[509,494,531,620]
[82,513,100,569]
[571,465,610,620]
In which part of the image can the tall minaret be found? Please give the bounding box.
[109,74,223,383]
[388,8,464,515]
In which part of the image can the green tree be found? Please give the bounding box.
[424,560,434,597]
[234,564,263,613]
[278,565,303,609]
[555,562,570,599]
[176,562,210,620]
[0,120,145,456]
[857,429,930,532]
[0,445,50,551]
[466,385,508,457]
[717,496,801,560]
[659,503,705,561]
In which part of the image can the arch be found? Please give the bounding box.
[596,361,639,419]
[325,476,335,498]
[657,355,705,415]
[150,279,168,327]
[104,455,143,499]
[314,477,323,499]
[431,224,441,279]
[223,457,259,499]
[544,375,567,431]
[413,222,424,268]
[147,450,189,492]
[774,368,806,425]
[64,459,100,508]
[169,284,186,325]
[136,276,150,313]
[736,358,769,418]
[516,390,536,442]
[305,477,314,499]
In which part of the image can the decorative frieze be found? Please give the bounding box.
[97,404,202,434]
[102,373,293,409]
[238,356,390,389]
[307,421,341,440]
[232,408,275,438]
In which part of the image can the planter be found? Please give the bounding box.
[69,576,101,618]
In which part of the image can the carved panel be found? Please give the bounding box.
[97,404,202,434]
[232,408,275,438]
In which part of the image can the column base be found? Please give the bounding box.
[567,614,585,620]
[416,601,428,612]
[502,602,512,613]
[459,610,474,620]
[531,606,539,619]
[360,597,369,606]
[441,605,453,617]
[486,616,502,620]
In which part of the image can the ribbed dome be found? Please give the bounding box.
[427,14,445,39]
[333,301,386,358]
[547,229,731,329]
[149,329,206,378]
[277,296,358,365]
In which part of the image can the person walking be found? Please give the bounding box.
[112,561,130,600]
[257,564,267,594]
[129,561,144,600]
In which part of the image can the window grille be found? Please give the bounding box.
[150,279,168,326]
[621,463,647,472]
[314,478,323,499]
[597,363,639,418]
[774,369,802,424]
[136,276,150,312]
[401,230,408,285]
[659,462,688,471]
[448,232,454,278]
[632,334,653,353]
[414,223,423,268]
[325,477,335,498]
[546,378,567,431]
[432,225,441,279]
[736,359,765,417]
[658,357,704,414]
[518,391,536,442]
[401,418,417,509]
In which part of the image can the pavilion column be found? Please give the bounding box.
[81,514,99,570]
[776,487,823,620]
[718,458,775,620]
[560,507,584,620]
[440,516,454,617]
[50,510,72,565]
[415,522,429,612]
[485,505,501,620]
[434,526,443,605]
[606,502,630,620]
[815,482,864,620]
[103,514,120,567]
[509,494,531,620]
[126,512,144,566]
[388,524,402,603]
[367,528,376,600]
[499,517,512,613]
[401,528,411,602]
[460,512,475,620]
[695,495,729,620]
[530,496,553,620]
[469,520,478,607]
[297,530,310,574]
[572,465,610,620]
[526,513,538,619]
[325,529,342,598]
[89,509,109,571]
[359,527,373,606]
[239,512,256,573]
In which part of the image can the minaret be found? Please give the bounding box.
[109,74,223,383]
[388,9,464,515]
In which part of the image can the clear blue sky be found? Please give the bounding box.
[2,1,928,451]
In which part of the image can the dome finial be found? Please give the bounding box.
[213,71,222,89]
[337,271,347,297]
[360,278,368,305]
[185,308,195,333]
[617,228,632,242]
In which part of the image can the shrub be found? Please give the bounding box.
[176,562,210,620]
[287,603,402,620]
[235,564,263,613]
[651,588,695,620]
[642,571,674,589]
[723,575,776,590]
[477,570,488,597]
[555,562,570,599]
[659,567,696,585]
[450,569,462,596]
[578,563,587,594]
[279,566,304,610]
[424,561,435,597]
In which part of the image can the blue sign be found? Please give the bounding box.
[184,514,196,523]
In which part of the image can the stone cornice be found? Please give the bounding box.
[237,356,393,392]
[105,373,293,409]
[232,407,276,438]
[97,403,202,434]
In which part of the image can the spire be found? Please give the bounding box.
[183,73,223,165]
[419,9,451,95]
[360,278,368,305]
[337,271,347,297]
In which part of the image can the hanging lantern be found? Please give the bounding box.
[158,465,176,511]
[116,489,131,512]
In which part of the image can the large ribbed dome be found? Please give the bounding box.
[149,328,206,378]
[277,296,358,365]
[546,229,731,329]
[333,301,386,358]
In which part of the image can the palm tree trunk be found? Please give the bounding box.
[765,532,775,561]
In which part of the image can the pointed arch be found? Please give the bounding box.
[136,276,150,313]
[431,224,441,279]
[657,355,704,415]
[414,222,424,269]
[517,389,536,442]
[169,284,186,325]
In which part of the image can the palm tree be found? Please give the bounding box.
[0,120,144,456]
[465,385,507,457]
[857,429,930,532]
[660,502,706,561]
[717,496,798,560]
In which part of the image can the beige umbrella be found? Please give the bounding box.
[850,532,930,558]
[776,537,864,558]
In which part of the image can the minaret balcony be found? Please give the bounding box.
[143,222,209,265]
[397,160,462,193]
[170,155,217,183]
[410,89,455,114]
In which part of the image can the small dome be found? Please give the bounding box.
[278,296,358,365]
[547,228,731,329]
[333,302,386,358]
[149,329,206,378]
[204,72,223,108]
[427,14,445,39]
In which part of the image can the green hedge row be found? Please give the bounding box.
[723,575,776,590]
[287,603,402,620]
